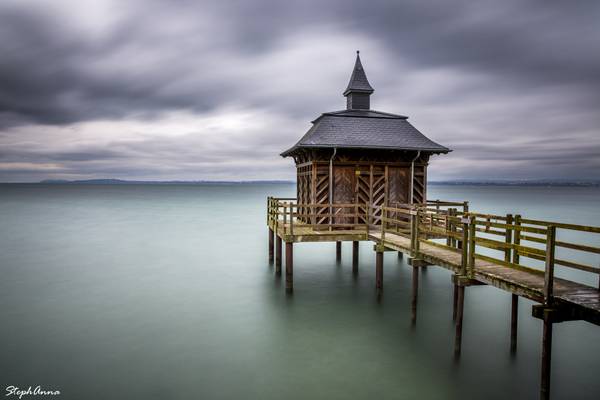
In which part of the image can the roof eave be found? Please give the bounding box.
[343,88,374,96]
[281,144,451,157]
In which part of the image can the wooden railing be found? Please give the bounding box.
[268,196,600,301]
[379,205,600,302]
[267,197,468,236]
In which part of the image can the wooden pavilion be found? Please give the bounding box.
[280,51,449,225]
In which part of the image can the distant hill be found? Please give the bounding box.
[429,180,600,187]
[38,179,294,185]
[32,179,600,187]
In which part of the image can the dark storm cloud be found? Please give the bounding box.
[0,0,599,181]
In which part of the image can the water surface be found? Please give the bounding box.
[1,184,599,399]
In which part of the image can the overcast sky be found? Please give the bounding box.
[1,0,599,182]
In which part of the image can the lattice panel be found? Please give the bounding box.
[412,165,426,204]
[371,168,385,225]
[314,166,330,225]
[296,163,312,223]
[355,172,370,224]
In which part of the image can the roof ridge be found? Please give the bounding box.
[321,109,408,119]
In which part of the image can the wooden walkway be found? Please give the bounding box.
[266,198,600,400]
[369,230,600,324]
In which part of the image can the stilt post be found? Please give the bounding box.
[411,265,419,324]
[275,236,282,274]
[454,285,465,359]
[336,241,342,262]
[352,241,359,273]
[540,226,556,400]
[452,282,458,321]
[376,250,383,294]
[268,228,274,263]
[540,316,553,400]
[510,294,518,354]
[285,242,293,292]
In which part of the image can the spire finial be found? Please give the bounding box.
[343,50,374,109]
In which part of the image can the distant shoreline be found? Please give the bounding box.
[0,179,598,187]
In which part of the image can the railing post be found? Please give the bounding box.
[366,204,370,235]
[468,216,476,278]
[461,216,469,276]
[505,214,513,263]
[446,208,453,247]
[544,225,556,306]
[512,215,521,265]
[283,202,288,235]
[463,201,469,215]
[267,196,270,225]
[414,209,421,257]
[381,207,387,242]
[274,200,279,234]
[410,209,416,256]
[290,203,294,236]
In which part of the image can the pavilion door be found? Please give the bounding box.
[388,167,410,206]
[333,166,355,227]
[387,167,411,232]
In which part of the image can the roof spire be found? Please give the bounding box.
[343,51,374,110]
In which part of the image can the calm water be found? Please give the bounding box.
[1,183,599,400]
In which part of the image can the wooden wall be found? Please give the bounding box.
[294,154,428,225]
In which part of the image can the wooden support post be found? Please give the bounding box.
[511,294,518,354]
[505,214,513,262]
[454,285,465,359]
[268,228,274,263]
[285,242,293,293]
[275,236,282,274]
[289,203,294,236]
[446,208,454,247]
[513,215,521,264]
[540,318,553,400]
[376,251,383,293]
[461,218,469,276]
[452,282,458,321]
[398,251,403,259]
[415,210,421,255]
[411,265,419,324]
[468,217,476,278]
[336,241,342,262]
[544,226,556,306]
[352,241,359,273]
[283,202,288,234]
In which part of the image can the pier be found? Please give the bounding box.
[267,197,600,400]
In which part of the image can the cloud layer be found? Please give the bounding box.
[1,0,599,181]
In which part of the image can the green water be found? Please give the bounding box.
[0,183,599,399]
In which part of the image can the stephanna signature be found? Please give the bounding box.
[5,386,60,399]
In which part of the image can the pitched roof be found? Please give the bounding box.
[281,109,450,156]
[343,52,374,95]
